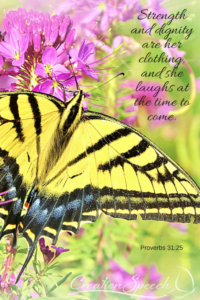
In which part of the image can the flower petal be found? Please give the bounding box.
[53,86,65,101]
[82,99,88,110]
[42,47,57,65]
[149,265,162,284]
[78,40,94,62]
[0,55,3,67]
[51,245,70,257]
[33,80,54,94]
[196,77,200,91]
[35,63,46,77]
[39,237,46,250]
[56,73,71,81]
[81,7,101,24]
[0,42,15,59]
[77,59,99,81]
[19,33,29,54]
[53,64,70,76]
[10,28,21,50]
[9,273,15,285]
[12,54,25,66]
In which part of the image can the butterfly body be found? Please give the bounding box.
[0,90,199,282]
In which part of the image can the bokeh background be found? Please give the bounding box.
[0,0,200,299]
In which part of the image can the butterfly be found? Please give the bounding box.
[0,90,200,282]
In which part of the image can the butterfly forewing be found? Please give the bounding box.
[0,92,64,243]
[82,111,200,223]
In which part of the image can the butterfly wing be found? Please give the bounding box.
[79,111,200,222]
[80,111,200,223]
[0,91,64,246]
[19,108,200,254]
[1,91,199,282]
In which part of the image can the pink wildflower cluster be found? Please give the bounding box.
[108,262,172,299]
[0,8,111,102]
[56,0,171,53]
[117,80,175,127]
[0,237,16,295]
[80,261,171,299]
[57,0,170,35]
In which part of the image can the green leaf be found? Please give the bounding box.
[46,272,72,295]
[9,284,19,294]
[46,261,59,270]
[113,43,124,53]
[17,248,28,254]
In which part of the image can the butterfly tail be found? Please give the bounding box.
[17,189,67,283]
[16,184,100,283]
[15,227,40,283]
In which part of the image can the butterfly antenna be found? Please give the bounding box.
[60,83,67,102]
[88,72,124,93]
[67,53,79,91]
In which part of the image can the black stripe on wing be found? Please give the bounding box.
[0,148,27,246]
[68,128,131,167]
[9,94,24,142]
[28,94,42,135]
[98,139,149,171]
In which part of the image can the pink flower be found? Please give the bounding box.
[51,245,70,258]
[118,80,175,127]
[0,8,110,105]
[0,28,28,66]
[75,39,99,81]
[56,0,151,34]
[106,262,166,297]
[33,75,82,101]
[108,260,135,289]
[39,237,54,264]
[145,0,170,25]
[134,264,147,278]
[148,265,162,284]
[169,223,188,232]
[0,273,15,293]
[0,55,4,74]
[39,237,69,265]
[196,77,200,91]
[35,47,71,78]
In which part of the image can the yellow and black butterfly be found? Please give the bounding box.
[0,90,200,282]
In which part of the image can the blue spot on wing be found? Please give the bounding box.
[85,194,93,203]
[51,205,65,219]
[27,199,40,217]
[13,199,22,215]
[37,209,48,224]
[66,199,82,211]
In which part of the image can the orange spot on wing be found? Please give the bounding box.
[25,202,30,209]
[19,222,24,229]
